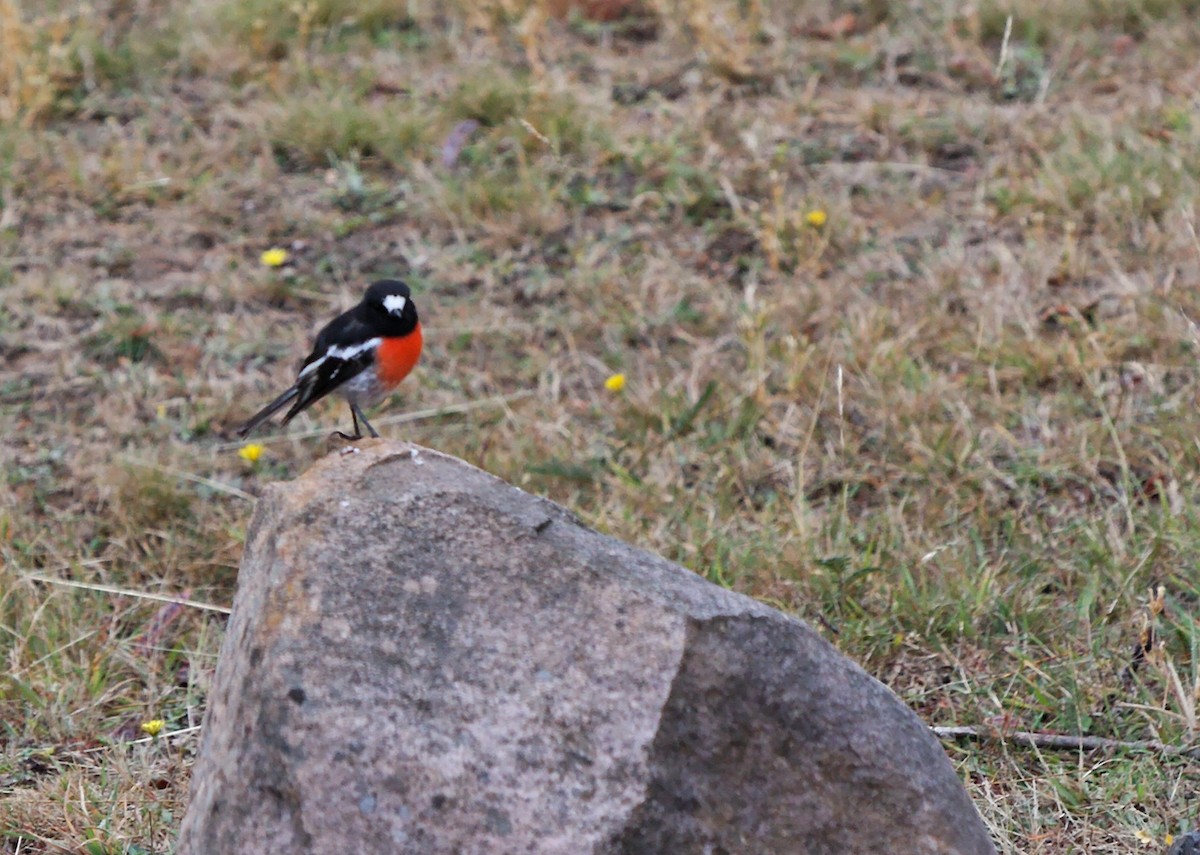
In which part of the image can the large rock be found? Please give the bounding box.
[178,442,996,855]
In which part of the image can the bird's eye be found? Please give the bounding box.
[382,294,407,315]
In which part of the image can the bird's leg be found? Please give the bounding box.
[351,403,380,438]
[331,405,364,441]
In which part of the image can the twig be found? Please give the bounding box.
[122,724,204,748]
[995,15,1013,77]
[121,457,255,502]
[8,628,101,680]
[518,118,553,152]
[810,161,970,178]
[21,574,232,615]
[717,174,743,218]
[933,724,1200,760]
[216,391,533,450]
[77,724,206,753]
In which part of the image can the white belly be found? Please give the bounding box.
[337,369,388,408]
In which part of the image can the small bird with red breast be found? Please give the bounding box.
[236,279,423,440]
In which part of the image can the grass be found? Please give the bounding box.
[4,0,1200,851]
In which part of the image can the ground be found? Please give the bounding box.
[3,0,1200,852]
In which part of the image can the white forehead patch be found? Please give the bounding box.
[382,294,408,315]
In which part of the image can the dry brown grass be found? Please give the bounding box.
[5,0,1200,851]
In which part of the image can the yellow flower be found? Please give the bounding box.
[238,443,265,462]
[260,247,289,267]
[604,373,626,393]
[140,719,164,737]
[804,209,828,228]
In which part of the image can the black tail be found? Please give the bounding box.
[236,387,300,438]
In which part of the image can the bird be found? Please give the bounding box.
[236,279,422,440]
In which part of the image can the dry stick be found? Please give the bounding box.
[933,725,1200,761]
[121,457,255,502]
[125,724,204,746]
[217,391,534,450]
[995,14,1014,77]
[21,574,232,615]
[75,724,206,753]
[8,628,101,680]
[811,161,970,178]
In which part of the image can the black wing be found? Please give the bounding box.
[280,315,378,424]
